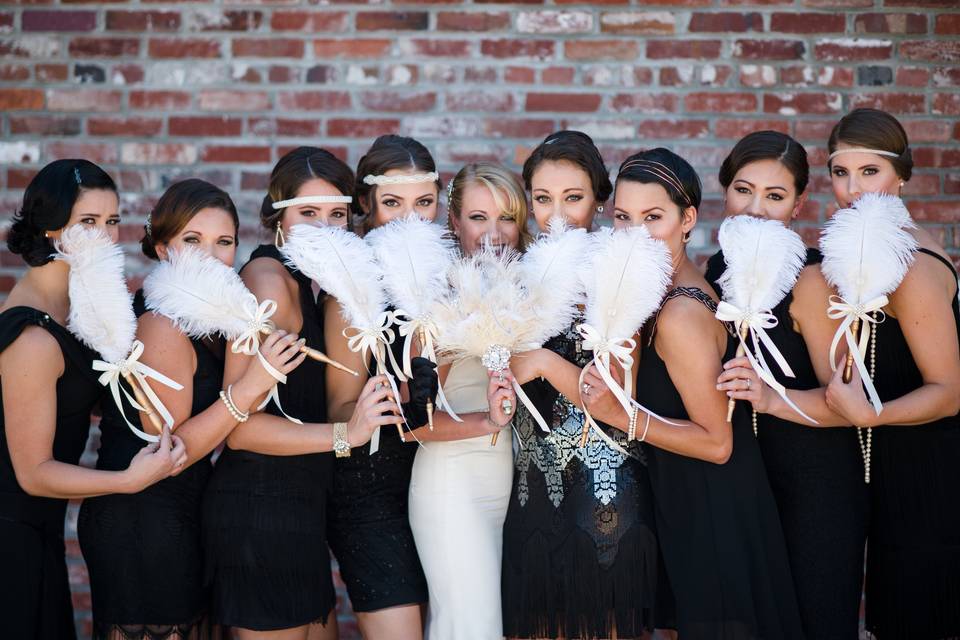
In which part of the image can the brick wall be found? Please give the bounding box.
[1,2,958,638]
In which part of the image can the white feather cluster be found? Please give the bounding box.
[365,215,456,317]
[281,223,387,330]
[820,192,918,303]
[55,225,135,363]
[582,226,673,343]
[716,215,807,313]
[143,247,257,341]
[518,217,590,347]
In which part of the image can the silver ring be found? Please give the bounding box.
[746,378,752,390]
[582,383,591,396]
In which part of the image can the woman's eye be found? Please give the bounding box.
[735,187,750,194]
[417,199,434,208]
[331,211,345,218]
[534,195,550,204]
[863,168,878,176]
[469,214,487,222]
[768,193,784,202]
[644,214,661,222]
[832,168,846,177]
[382,199,399,208]
[184,237,199,244]
[218,239,234,246]
[80,217,96,225]
[300,210,316,217]
[614,213,629,221]
[499,215,516,223]
[566,195,583,203]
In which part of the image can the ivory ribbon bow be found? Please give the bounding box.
[93,340,184,443]
[715,301,818,425]
[344,311,408,455]
[230,298,302,425]
[827,294,887,415]
[393,310,462,423]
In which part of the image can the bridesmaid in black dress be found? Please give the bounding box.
[819,109,960,640]
[581,148,804,639]
[325,135,438,639]
[202,147,400,639]
[78,179,307,639]
[0,160,184,639]
[710,131,868,639]
[501,131,663,639]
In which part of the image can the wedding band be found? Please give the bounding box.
[746,378,752,389]
[503,399,513,415]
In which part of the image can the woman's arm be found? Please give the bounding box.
[323,295,369,422]
[406,363,502,442]
[1,327,183,498]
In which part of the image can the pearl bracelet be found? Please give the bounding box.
[219,384,249,423]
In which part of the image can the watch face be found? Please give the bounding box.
[334,440,350,456]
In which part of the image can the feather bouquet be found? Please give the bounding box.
[143,247,358,424]
[281,223,403,454]
[578,226,673,450]
[365,215,458,429]
[714,215,815,427]
[820,192,917,482]
[54,225,182,443]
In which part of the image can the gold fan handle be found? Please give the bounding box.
[726,324,750,423]
[300,346,359,377]
[842,318,861,384]
[416,326,435,431]
[122,372,166,436]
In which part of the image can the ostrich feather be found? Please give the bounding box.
[55,225,135,363]
[820,192,917,303]
[281,223,387,331]
[716,215,807,314]
[142,247,258,341]
[582,226,672,344]
[517,217,589,347]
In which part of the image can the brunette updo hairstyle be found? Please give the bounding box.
[354,135,441,225]
[260,146,356,231]
[521,130,613,203]
[8,159,117,267]
[719,131,809,194]
[828,108,913,181]
[617,147,702,212]
[141,179,239,260]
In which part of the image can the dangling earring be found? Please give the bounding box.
[274,222,285,247]
[898,181,905,197]
[681,231,691,244]
[596,205,604,214]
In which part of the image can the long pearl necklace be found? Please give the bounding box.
[856,312,877,483]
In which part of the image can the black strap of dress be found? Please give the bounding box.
[647,286,731,346]
[917,247,958,278]
[0,306,98,384]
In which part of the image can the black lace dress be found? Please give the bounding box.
[706,249,868,640]
[637,287,804,640]
[0,307,102,640]
[78,291,222,640]
[501,317,661,639]
[202,244,336,630]
[864,248,960,640]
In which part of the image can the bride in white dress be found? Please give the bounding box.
[408,162,531,639]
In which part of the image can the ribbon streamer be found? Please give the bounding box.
[93,340,184,443]
[827,294,887,415]
[393,311,463,423]
[715,301,819,425]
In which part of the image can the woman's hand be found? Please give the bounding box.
[487,369,516,433]
[580,363,627,430]
[345,375,404,447]
[236,330,307,400]
[716,356,770,413]
[825,363,877,428]
[123,425,187,492]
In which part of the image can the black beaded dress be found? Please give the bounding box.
[202,244,336,630]
[0,307,102,640]
[864,248,960,640]
[706,249,869,640]
[501,316,661,639]
[78,291,222,639]
[636,287,804,640]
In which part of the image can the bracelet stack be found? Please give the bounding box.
[639,411,651,442]
[219,384,250,423]
[627,407,639,441]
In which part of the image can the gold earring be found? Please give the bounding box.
[44,231,50,238]
[274,222,285,247]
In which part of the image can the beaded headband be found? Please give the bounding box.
[272,195,353,210]
[827,147,901,162]
[619,159,694,207]
[362,172,439,186]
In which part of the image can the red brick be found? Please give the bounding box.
[121,143,197,165]
[169,116,243,136]
[277,91,351,111]
[900,40,960,63]
[764,92,842,115]
[610,92,678,114]
[232,38,303,58]
[0,64,30,81]
[600,11,674,34]
[47,89,122,112]
[68,37,139,57]
[36,64,68,82]
[45,142,117,164]
[406,39,471,57]
[466,67,498,83]
[814,39,893,61]
[313,39,391,58]
[854,13,927,34]
[202,145,270,163]
[248,117,321,137]
[934,67,960,87]
[10,116,81,135]
[770,12,845,33]
[516,10,593,34]
[896,67,930,87]
[0,89,44,110]
[685,91,757,113]
[105,10,180,31]
[637,119,710,139]
[647,39,721,59]
[0,12,11,30]
[327,118,400,138]
[436,11,510,31]
[186,9,263,32]
[270,11,349,32]
[715,118,790,138]
[933,93,960,116]
[801,0,872,6]
[446,90,514,111]
[885,0,956,6]
[360,90,437,112]
[936,14,960,34]
[129,90,190,109]
[898,174,940,195]
[112,63,145,84]
[689,12,762,32]
[565,40,639,61]
[88,116,163,136]
[22,10,96,31]
[543,66,576,84]
[739,64,778,87]
[734,39,806,60]
[357,11,428,31]
[505,66,535,83]
[198,90,270,111]
[480,39,555,60]
[850,92,926,114]
[945,173,960,194]
[148,38,221,59]
[0,35,61,58]
[903,200,960,223]
[525,92,602,113]
[793,120,835,142]
[271,65,299,83]
[483,118,556,138]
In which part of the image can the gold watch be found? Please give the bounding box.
[333,422,351,458]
